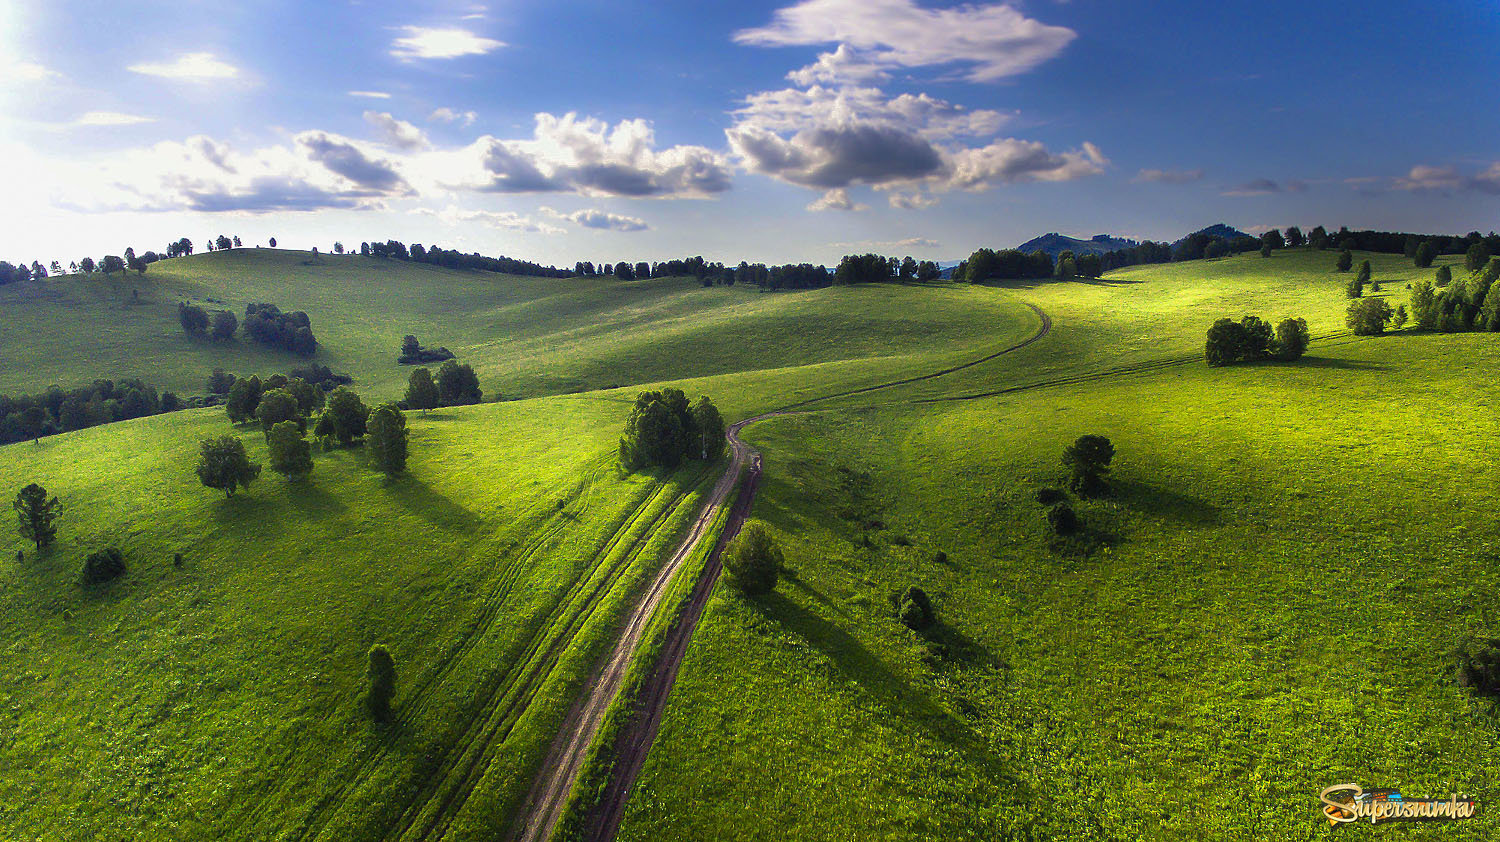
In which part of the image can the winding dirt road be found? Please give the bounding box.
[512,301,1054,842]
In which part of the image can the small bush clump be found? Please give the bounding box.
[1454,636,1500,700]
[82,547,126,584]
[1046,502,1080,535]
[898,586,935,631]
[1035,487,1066,505]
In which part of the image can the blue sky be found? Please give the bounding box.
[2,0,1497,268]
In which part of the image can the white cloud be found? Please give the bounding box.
[787,45,890,86]
[1395,163,1500,195]
[543,207,650,231]
[888,191,937,209]
[5,60,60,83]
[128,52,239,81]
[73,111,155,127]
[364,110,429,151]
[807,188,866,211]
[434,112,731,198]
[430,107,478,127]
[1134,167,1203,184]
[736,0,1075,83]
[415,205,564,234]
[830,236,939,250]
[349,90,392,99]
[391,26,504,60]
[945,139,1107,189]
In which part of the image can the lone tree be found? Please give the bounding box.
[195,435,261,497]
[404,367,439,413]
[266,420,313,480]
[1415,241,1437,268]
[721,522,782,596]
[1346,297,1394,336]
[1336,249,1353,272]
[13,483,59,552]
[1062,434,1115,497]
[366,404,409,477]
[366,644,396,722]
[318,387,369,446]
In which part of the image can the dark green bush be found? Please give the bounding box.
[1035,487,1066,505]
[1454,636,1500,700]
[1047,502,1080,535]
[82,547,126,584]
[899,586,934,630]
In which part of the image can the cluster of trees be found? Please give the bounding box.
[398,335,455,365]
[358,239,570,278]
[0,378,182,445]
[1406,257,1500,333]
[244,303,318,356]
[178,302,239,340]
[1204,316,1311,366]
[401,360,482,410]
[618,389,726,470]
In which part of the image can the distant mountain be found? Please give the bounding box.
[1174,223,1251,246]
[1015,232,1140,259]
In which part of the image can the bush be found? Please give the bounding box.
[195,435,261,498]
[244,303,317,356]
[1392,304,1408,331]
[177,302,209,336]
[1035,487,1066,505]
[210,309,237,340]
[1346,297,1394,336]
[367,404,409,477]
[1062,434,1114,497]
[1046,502,1080,535]
[933,550,948,565]
[366,644,396,722]
[898,586,934,630]
[82,547,126,584]
[1344,276,1364,299]
[207,368,236,394]
[721,522,781,595]
[1356,260,1372,286]
[1436,265,1452,287]
[1272,317,1310,361]
[1454,636,1500,700]
[1415,241,1437,268]
[1336,250,1352,272]
[397,335,456,365]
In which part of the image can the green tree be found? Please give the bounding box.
[366,404,409,477]
[404,367,439,413]
[366,644,396,722]
[255,388,304,437]
[1356,260,1372,287]
[1392,304,1408,330]
[1436,265,1452,287]
[1062,434,1115,497]
[321,387,369,445]
[436,359,482,406]
[195,435,261,498]
[178,302,210,336]
[689,397,726,461]
[1466,242,1491,273]
[266,421,313,479]
[1272,317,1310,361]
[1205,318,1249,367]
[1285,226,1305,247]
[1336,249,1353,272]
[13,483,59,552]
[1345,275,1364,298]
[721,522,781,596]
[1415,241,1437,268]
[1346,297,1394,335]
[226,375,262,424]
[1411,281,1440,330]
[210,309,237,340]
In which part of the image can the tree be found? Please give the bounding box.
[195,435,261,497]
[178,302,210,336]
[13,483,59,552]
[100,255,125,276]
[18,406,46,444]
[266,421,313,479]
[79,256,95,274]
[1261,229,1285,250]
[436,360,482,406]
[1392,304,1409,331]
[1309,225,1329,250]
[333,241,344,254]
[256,388,304,436]
[1285,226,1305,247]
[1411,281,1440,330]
[367,404,409,477]
[366,644,396,722]
[1346,297,1394,336]
[1272,317,1310,361]
[1259,244,1273,258]
[1336,249,1353,272]
[721,522,781,595]
[619,389,695,469]
[1062,434,1114,497]
[404,367,439,413]
[1205,318,1249,366]
[210,309,237,340]
[226,375,263,424]
[1436,265,1453,287]
[319,387,369,446]
[207,368,236,394]
[268,237,277,248]
[1468,242,1492,273]
[1057,256,1078,278]
[689,397,725,461]
[1356,260,1372,288]
[1415,241,1437,268]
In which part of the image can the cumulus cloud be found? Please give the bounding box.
[414,205,564,234]
[888,191,938,209]
[349,90,392,99]
[128,52,239,81]
[364,110,429,151]
[391,26,504,60]
[945,139,1107,188]
[787,44,890,86]
[298,132,412,193]
[1395,163,1500,194]
[431,107,478,127]
[736,0,1075,83]
[438,112,732,198]
[543,207,650,231]
[73,111,155,127]
[807,188,867,211]
[1134,167,1203,184]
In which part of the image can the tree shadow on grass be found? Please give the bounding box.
[285,479,349,519]
[1291,356,1388,371]
[384,474,484,532]
[208,492,282,532]
[749,590,1035,798]
[1111,478,1221,527]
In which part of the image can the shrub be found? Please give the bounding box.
[267,421,313,479]
[1356,260,1372,287]
[1392,305,1408,330]
[1336,250,1352,272]
[898,586,934,631]
[1035,487,1066,505]
[244,303,317,356]
[366,644,396,722]
[177,302,209,336]
[195,435,261,497]
[1454,636,1500,700]
[1415,241,1437,268]
[933,550,948,565]
[1062,434,1114,497]
[1047,502,1080,535]
[210,309,238,340]
[207,368,236,394]
[1204,318,1248,366]
[367,404,409,477]
[721,522,782,595]
[397,335,456,365]
[81,547,126,584]
[1466,242,1491,273]
[1346,297,1394,336]
[1436,265,1452,287]
[13,483,60,552]
[1344,276,1364,299]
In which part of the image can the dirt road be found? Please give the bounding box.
[512,303,1054,842]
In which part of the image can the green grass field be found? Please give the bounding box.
[5,244,1493,841]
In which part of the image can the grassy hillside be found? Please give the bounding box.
[617,248,1500,841]
[0,249,1035,403]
